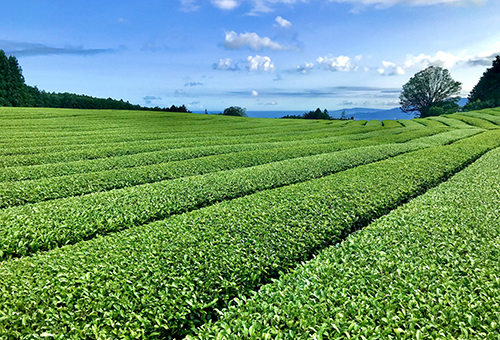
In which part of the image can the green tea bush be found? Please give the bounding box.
[196,144,500,340]
[0,130,498,339]
[0,129,480,259]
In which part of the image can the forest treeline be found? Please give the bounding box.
[0,50,190,112]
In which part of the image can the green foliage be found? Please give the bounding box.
[0,128,478,259]
[413,117,449,128]
[381,120,402,128]
[365,119,382,127]
[446,113,500,130]
[2,126,439,182]
[428,97,461,116]
[1,108,500,339]
[0,128,456,208]
[195,139,500,340]
[466,55,500,109]
[223,106,247,117]
[400,66,462,117]
[1,131,498,339]
[426,115,477,129]
[396,119,426,128]
[282,108,330,120]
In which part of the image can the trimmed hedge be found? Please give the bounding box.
[0,130,499,339]
[0,129,479,259]
[195,142,500,340]
[0,127,452,206]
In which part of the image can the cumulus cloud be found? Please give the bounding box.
[296,62,315,74]
[275,16,292,28]
[184,82,204,86]
[252,90,259,96]
[377,50,499,76]
[316,55,357,72]
[404,51,463,69]
[211,0,240,10]
[378,61,405,76]
[223,31,289,51]
[247,55,276,72]
[212,58,240,71]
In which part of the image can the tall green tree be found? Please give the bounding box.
[466,55,500,109]
[303,108,330,120]
[399,66,462,118]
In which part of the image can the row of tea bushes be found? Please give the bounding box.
[195,144,500,340]
[1,131,499,339]
[446,113,499,130]
[0,128,462,207]
[0,126,443,182]
[0,129,482,259]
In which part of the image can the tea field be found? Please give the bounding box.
[1,107,500,339]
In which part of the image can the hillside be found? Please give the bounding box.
[1,107,500,339]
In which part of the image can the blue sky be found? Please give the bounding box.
[1,0,499,112]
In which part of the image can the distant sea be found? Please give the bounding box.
[193,109,414,121]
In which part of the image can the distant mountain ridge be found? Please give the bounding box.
[328,98,468,121]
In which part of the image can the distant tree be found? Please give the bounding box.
[280,114,303,119]
[465,55,500,111]
[340,110,346,120]
[205,109,208,114]
[399,66,462,118]
[303,108,330,120]
[223,106,247,117]
[428,97,461,116]
[281,108,330,120]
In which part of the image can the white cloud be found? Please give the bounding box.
[275,16,292,28]
[202,0,483,14]
[403,50,499,70]
[247,55,276,72]
[211,0,240,10]
[212,58,239,71]
[252,90,259,96]
[180,0,200,11]
[316,55,357,72]
[404,51,462,69]
[327,0,485,8]
[378,61,405,76]
[378,50,499,76]
[296,62,314,74]
[223,31,289,51]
